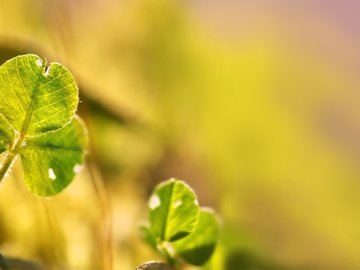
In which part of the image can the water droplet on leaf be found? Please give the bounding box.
[173,200,182,208]
[36,59,42,67]
[48,168,56,180]
[73,164,83,174]
[149,195,161,209]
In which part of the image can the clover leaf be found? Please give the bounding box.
[0,54,78,135]
[20,116,86,196]
[148,179,200,242]
[0,54,86,196]
[174,207,220,266]
[141,179,220,269]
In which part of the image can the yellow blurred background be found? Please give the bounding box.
[1,0,360,269]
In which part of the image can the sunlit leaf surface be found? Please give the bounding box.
[0,115,14,154]
[20,117,86,196]
[0,54,78,135]
[148,179,199,242]
[174,208,220,266]
[139,224,158,250]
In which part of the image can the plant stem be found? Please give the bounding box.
[0,152,15,181]
[0,133,25,182]
[87,160,113,270]
[82,106,113,270]
[158,242,177,267]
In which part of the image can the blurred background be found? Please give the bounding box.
[1,0,360,269]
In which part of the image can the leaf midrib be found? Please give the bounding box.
[23,145,82,152]
[20,58,45,136]
[161,181,175,241]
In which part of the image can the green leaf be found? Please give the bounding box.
[0,54,78,136]
[0,115,14,154]
[20,116,87,196]
[148,179,200,242]
[139,223,158,250]
[174,208,220,266]
[0,54,85,196]
[136,261,174,270]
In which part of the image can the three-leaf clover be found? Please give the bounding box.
[140,179,220,269]
[0,54,86,196]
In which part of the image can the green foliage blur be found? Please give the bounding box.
[1,0,360,269]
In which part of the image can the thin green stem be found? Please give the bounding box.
[87,159,113,270]
[0,132,25,182]
[0,151,15,181]
[158,242,177,267]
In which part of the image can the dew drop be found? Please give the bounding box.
[48,168,56,180]
[36,59,42,67]
[173,200,182,208]
[73,164,83,174]
[149,195,161,209]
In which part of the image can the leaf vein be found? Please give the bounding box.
[38,69,65,89]
[15,57,31,102]
[5,65,26,114]
[37,82,75,98]
[26,57,37,77]
[32,101,77,127]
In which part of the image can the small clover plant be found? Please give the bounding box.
[138,179,220,270]
[0,54,86,196]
